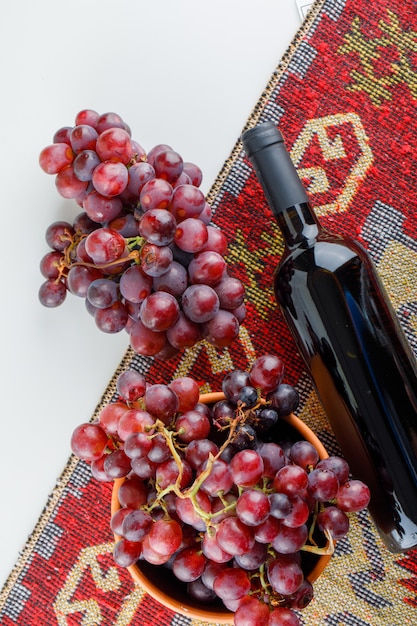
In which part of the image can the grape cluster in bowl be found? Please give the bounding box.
[38,109,245,359]
[70,354,371,626]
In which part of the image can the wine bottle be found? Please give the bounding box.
[242,121,417,552]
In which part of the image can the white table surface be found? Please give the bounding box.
[0,0,304,589]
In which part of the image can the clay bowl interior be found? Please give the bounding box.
[111,391,331,623]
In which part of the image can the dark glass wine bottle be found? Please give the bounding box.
[242,121,417,552]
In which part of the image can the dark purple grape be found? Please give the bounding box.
[267,384,300,416]
[282,579,314,609]
[222,369,251,404]
[269,492,293,520]
[233,423,258,450]
[238,385,258,408]
[212,400,236,427]
[87,278,120,309]
[252,407,279,433]
[187,579,216,603]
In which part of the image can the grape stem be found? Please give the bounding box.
[301,528,335,556]
[151,421,185,500]
[53,230,146,283]
[147,409,250,527]
[257,562,271,595]
[140,403,338,555]
[308,500,320,545]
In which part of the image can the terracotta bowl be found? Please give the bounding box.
[111,391,331,624]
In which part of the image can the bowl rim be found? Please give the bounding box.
[110,391,331,623]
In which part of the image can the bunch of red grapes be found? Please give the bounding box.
[70,354,371,626]
[38,109,245,359]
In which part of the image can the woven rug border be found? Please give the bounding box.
[0,0,327,609]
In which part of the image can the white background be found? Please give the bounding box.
[0,0,302,589]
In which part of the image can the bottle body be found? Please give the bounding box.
[275,230,417,551]
[242,122,417,552]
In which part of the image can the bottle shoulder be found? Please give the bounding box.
[281,233,368,273]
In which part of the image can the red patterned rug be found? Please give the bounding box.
[2,0,417,623]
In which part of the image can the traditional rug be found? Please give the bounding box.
[2,0,417,623]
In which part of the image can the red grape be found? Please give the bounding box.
[216,517,255,556]
[96,127,132,163]
[117,476,148,509]
[184,438,219,470]
[267,555,304,595]
[70,124,98,153]
[110,507,133,536]
[213,567,251,601]
[198,458,233,497]
[119,265,152,304]
[75,109,100,127]
[307,468,339,501]
[122,509,153,542]
[140,243,173,277]
[124,432,152,460]
[140,178,173,210]
[73,150,101,181]
[96,111,127,133]
[182,161,203,187]
[138,208,177,246]
[214,275,245,310]
[84,228,126,264]
[273,465,309,497]
[289,440,320,469]
[188,250,227,285]
[174,217,208,252]
[129,319,168,356]
[45,221,74,251]
[144,384,179,424]
[171,546,206,582]
[168,376,200,412]
[176,492,211,531]
[155,458,192,490]
[316,456,350,484]
[269,607,301,626]
[148,519,183,556]
[117,408,155,441]
[53,126,72,144]
[56,165,89,199]
[166,311,202,349]
[202,309,240,348]
[38,279,67,307]
[40,251,64,279]
[94,300,129,333]
[336,480,371,512]
[249,354,285,393]
[176,410,211,443]
[92,161,128,197]
[317,505,350,539]
[39,143,74,174]
[103,449,131,478]
[140,291,180,331]
[234,596,270,626]
[169,184,206,221]
[83,190,123,223]
[70,423,108,461]
[230,449,264,487]
[182,284,219,323]
[153,149,183,183]
[236,489,270,526]
[116,369,146,402]
[113,538,142,567]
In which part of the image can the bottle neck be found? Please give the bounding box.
[241,122,323,248]
[275,202,321,248]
